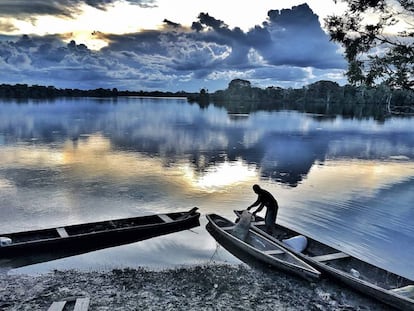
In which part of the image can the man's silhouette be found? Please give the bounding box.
[247,184,279,234]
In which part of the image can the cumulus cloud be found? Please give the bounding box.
[0,4,346,91]
[190,4,345,70]
[256,4,345,69]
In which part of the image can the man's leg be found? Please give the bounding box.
[265,209,276,235]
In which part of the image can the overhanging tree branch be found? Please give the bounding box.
[326,0,414,89]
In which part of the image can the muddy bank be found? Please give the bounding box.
[0,264,393,310]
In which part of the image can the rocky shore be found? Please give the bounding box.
[0,264,393,310]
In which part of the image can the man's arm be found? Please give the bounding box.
[251,203,264,215]
[247,197,260,210]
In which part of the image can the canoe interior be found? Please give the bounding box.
[210,214,296,259]
[222,226,310,265]
[252,217,413,291]
[207,213,320,281]
[208,214,284,253]
[1,212,192,244]
[209,214,233,228]
[3,229,59,244]
[66,214,165,236]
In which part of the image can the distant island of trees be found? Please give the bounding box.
[1,79,413,116]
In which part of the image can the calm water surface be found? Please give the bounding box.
[0,97,413,279]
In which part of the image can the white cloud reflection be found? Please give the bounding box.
[181,159,257,192]
[1,132,413,202]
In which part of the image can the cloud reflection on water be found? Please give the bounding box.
[1,98,414,278]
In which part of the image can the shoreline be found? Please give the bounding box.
[0,264,393,310]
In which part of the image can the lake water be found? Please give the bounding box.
[0,97,413,280]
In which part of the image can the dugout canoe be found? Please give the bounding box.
[234,210,414,311]
[0,207,200,258]
[206,213,321,281]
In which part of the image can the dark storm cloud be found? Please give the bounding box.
[0,1,74,17]
[255,4,344,69]
[163,19,181,29]
[0,34,123,89]
[190,4,345,70]
[194,13,251,66]
[0,3,346,91]
[0,0,156,18]
[186,4,345,71]
[85,0,156,9]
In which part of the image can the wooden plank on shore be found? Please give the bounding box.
[312,252,350,262]
[47,301,66,311]
[56,227,69,238]
[73,297,90,311]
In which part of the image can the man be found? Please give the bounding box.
[247,184,279,234]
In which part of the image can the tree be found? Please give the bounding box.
[325,0,414,89]
[228,79,251,89]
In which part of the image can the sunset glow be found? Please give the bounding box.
[0,0,402,92]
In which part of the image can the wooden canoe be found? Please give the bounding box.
[206,213,321,281]
[0,207,200,259]
[234,210,414,311]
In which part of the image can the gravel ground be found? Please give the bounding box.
[0,264,394,311]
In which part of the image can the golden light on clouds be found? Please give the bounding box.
[0,0,348,50]
[2,3,162,50]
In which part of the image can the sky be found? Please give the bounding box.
[0,0,349,92]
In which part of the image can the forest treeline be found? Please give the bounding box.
[0,84,189,99]
[1,80,414,116]
[188,79,414,115]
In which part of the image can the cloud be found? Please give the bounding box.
[254,4,345,69]
[162,19,181,29]
[0,20,17,32]
[188,4,345,70]
[0,0,156,18]
[0,4,346,91]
